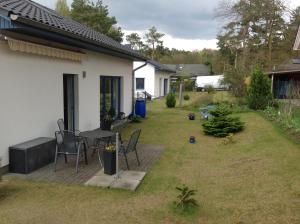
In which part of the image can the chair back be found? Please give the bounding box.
[57,119,65,135]
[56,131,78,154]
[125,129,141,153]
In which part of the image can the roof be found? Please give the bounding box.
[293,25,300,50]
[165,64,210,77]
[0,0,146,60]
[148,60,176,73]
[267,59,300,75]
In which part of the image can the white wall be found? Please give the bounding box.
[133,62,155,97]
[154,71,171,97]
[0,40,133,167]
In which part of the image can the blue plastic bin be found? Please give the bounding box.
[135,99,146,118]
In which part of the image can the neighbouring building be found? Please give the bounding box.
[0,0,146,170]
[267,25,300,99]
[134,60,176,98]
[165,64,210,82]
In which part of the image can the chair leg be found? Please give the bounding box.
[64,154,68,163]
[124,152,130,170]
[54,146,58,172]
[83,142,88,165]
[135,149,140,166]
[76,144,82,173]
[97,148,103,167]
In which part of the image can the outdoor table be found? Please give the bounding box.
[80,129,115,148]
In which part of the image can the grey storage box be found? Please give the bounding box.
[9,137,56,174]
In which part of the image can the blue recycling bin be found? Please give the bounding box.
[135,99,146,118]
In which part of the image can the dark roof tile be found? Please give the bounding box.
[0,0,145,59]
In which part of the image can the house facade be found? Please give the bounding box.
[267,25,300,99]
[0,0,145,169]
[134,60,176,98]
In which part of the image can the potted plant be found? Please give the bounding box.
[103,144,116,175]
[189,136,196,144]
[188,113,195,120]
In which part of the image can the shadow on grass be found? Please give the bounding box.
[0,184,21,202]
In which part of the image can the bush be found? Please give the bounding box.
[204,85,215,94]
[248,68,273,110]
[202,105,245,137]
[175,185,198,210]
[183,94,190,101]
[166,93,176,108]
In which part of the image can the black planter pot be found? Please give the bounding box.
[103,150,116,175]
[188,113,195,120]
[101,120,112,130]
[189,136,196,144]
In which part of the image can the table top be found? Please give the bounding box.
[80,128,115,140]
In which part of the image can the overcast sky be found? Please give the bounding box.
[36,0,299,51]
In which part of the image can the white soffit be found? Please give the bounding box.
[6,37,86,62]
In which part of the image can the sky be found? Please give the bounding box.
[36,0,299,51]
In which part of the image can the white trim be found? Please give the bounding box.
[293,26,300,50]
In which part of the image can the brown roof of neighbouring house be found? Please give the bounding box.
[0,0,146,60]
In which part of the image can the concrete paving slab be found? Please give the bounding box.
[120,171,146,181]
[110,178,141,191]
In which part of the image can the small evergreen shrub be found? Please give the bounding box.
[184,94,190,101]
[166,93,176,108]
[202,105,245,137]
[204,85,215,94]
[248,68,273,110]
[130,115,142,123]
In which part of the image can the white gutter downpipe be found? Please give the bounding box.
[132,62,148,115]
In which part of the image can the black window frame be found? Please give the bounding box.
[136,78,145,90]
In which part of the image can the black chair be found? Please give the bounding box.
[54,131,88,173]
[119,129,141,170]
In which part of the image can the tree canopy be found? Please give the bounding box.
[70,0,123,42]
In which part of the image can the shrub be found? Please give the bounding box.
[175,185,198,210]
[204,85,215,94]
[183,94,190,101]
[130,115,142,123]
[166,93,176,108]
[248,68,273,110]
[202,105,245,137]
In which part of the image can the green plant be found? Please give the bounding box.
[183,94,190,101]
[108,107,116,118]
[175,185,198,210]
[166,93,176,108]
[104,144,116,152]
[247,68,273,110]
[204,85,215,94]
[202,105,245,137]
[131,115,142,123]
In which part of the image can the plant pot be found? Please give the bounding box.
[103,150,116,175]
[101,120,112,130]
[189,136,196,144]
[188,113,195,120]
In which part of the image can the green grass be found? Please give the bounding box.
[0,92,300,224]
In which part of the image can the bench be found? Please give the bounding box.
[9,137,56,174]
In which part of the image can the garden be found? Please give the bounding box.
[0,84,300,223]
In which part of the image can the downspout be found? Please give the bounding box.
[132,62,148,115]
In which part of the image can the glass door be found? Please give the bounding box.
[100,76,121,121]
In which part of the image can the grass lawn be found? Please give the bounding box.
[0,92,300,224]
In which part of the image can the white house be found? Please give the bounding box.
[0,0,146,170]
[134,60,176,98]
[196,75,226,90]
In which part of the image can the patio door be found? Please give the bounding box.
[100,76,121,120]
[63,74,77,131]
[164,79,168,96]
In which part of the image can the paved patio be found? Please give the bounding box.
[3,144,164,186]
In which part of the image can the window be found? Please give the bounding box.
[136,78,145,90]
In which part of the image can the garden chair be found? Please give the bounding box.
[54,131,88,173]
[119,129,141,170]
